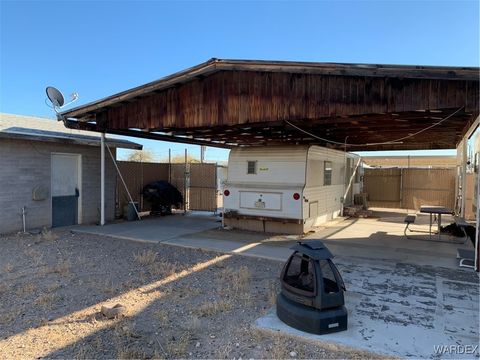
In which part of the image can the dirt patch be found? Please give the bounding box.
[0,230,378,359]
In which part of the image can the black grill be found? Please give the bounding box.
[142,181,183,216]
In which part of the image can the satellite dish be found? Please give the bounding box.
[45,86,78,116]
[46,86,65,107]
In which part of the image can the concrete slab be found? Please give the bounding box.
[72,208,475,270]
[256,257,480,359]
[72,212,221,243]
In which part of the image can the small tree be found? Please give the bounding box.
[125,149,156,162]
[169,154,200,163]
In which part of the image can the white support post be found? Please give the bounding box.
[100,132,105,226]
[476,169,479,272]
[461,138,468,217]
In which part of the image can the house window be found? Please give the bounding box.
[247,161,257,174]
[324,161,332,185]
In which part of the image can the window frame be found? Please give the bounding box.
[247,160,257,175]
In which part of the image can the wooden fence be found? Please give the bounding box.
[364,168,456,210]
[189,163,217,212]
[116,161,217,215]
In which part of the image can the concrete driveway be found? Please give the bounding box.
[72,212,221,243]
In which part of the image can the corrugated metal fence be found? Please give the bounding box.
[364,168,455,210]
[116,161,218,214]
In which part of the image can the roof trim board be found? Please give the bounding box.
[0,128,142,150]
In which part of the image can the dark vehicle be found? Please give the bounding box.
[142,181,183,216]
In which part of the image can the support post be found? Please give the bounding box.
[184,149,188,214]
[168,148,172,184]
[100,132,105,226]
[476,168,479,272]
[200,145,205,163]
[461,138,468,217]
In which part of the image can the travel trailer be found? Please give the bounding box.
[223,145,362,234]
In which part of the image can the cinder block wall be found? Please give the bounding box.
[0,139,116,234]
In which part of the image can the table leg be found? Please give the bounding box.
[429,213,432,239]
[437,213,442,240]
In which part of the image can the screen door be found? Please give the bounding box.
[51,153,80,227]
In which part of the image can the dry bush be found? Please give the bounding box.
[102,280,119,297]
[114,321,140,338]
[16,282,36,296]
[217,266,252,303]
[195,299,233,317]
[40,227,58,242]
[134,249,157,266]
[153,349,167,360]
[154,309,169,326]
[264,332,291,359]
[267,283,279,307]
[188,315,201,332]
[0,282,8,296]
[236,266,251,290]
[3,263,13,272]
[75,254,87,266]
[37,317,50,327]
[74,342,95,360]
[218,266,251,293]
[0,308,22,326]
[23,247,44,267]
[116,346,148,360]
[37,265,54,277]
[90,336,103,350]
[114,322,150,359]
[165,330,192,358]
[53,259,71,276]
[239,291,253,306]
[47,282,61,292]
[149,260,178,278]
[215,343,234,359]
[33,293,58,308]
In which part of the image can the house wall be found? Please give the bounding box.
[0,139,116,234]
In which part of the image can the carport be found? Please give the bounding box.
[59,58,479,270]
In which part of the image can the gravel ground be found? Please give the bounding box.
[0,229,378,359]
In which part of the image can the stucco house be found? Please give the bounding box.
[0,113,141,234]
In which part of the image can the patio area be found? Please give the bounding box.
[71,208,479,358]
[256,254,479,358]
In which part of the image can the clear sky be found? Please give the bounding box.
[1,1,478,161]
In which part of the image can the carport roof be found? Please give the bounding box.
[61,58,479,151]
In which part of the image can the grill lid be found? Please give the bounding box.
[290,240,334,260]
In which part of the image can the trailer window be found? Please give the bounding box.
[247,161,257,174]
[324,161,332,185]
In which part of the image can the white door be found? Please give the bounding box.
[51,154,81,226]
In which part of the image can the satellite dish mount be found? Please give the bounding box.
[45,86,78,114]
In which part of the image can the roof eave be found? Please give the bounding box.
[0,132,143,150]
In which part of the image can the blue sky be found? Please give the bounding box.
[1,1,478,161]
